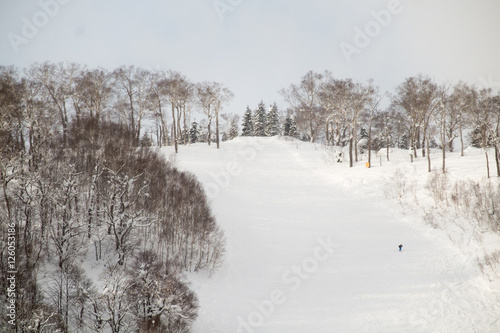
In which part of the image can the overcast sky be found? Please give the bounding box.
[1,0,499,116]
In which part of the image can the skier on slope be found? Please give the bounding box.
[398,244,403,251]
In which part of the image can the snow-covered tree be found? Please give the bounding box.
[220,113,240,141]
[241,106,254,136]
[399,133,409,149]
[189,121,201,143]
[128,250,198,332]
[96,265,138,333]
[229,117,239,140]
[253,101,267,136]
[267,102,281,136]
[360,127,369,139]
[283,115,299,138]
[100,169,152,266]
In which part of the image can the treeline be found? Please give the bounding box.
[279,71,500,176]
[240,101,299,139]
[0,62,237,154]
[0,65,225,332]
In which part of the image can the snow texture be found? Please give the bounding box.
[160,137,500,333]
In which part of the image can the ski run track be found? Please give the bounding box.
[158,136,500,333]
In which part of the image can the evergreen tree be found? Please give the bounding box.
[267,102,281,136]
[289,120,298,138]
[253,101,267,136]
[229,118,239,140]
[372,135,383,151]
[360,127,369,139]
[190,121,201,143]
[283,115,299,138]
[140,132,152,147]
[470,126,482,148]
[283,116,292,136]
[429,137,439,149]
[241,107,254,136]
[399,133,409,149]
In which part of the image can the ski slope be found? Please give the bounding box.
[160,137,500,332]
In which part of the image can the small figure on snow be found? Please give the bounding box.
[398,244,403,251]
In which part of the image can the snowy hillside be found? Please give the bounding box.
[160,137,500,332]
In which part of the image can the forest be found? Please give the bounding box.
[0,63,225,332]
[1,62,500,332]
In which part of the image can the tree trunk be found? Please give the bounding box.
[368,119,372,168]
[325,122,330,146]
[349,137,353,168]
[427,137,431,172]
[215,104,220,149]
[171,104,178,153]
[459,122,464,157]
[207,116,212,146]
[485,150,490,178]
[495,145,500,177]
[442,141,446,173]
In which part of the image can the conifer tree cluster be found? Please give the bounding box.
[240,101,298,138]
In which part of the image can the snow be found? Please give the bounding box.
[159,137,500,332]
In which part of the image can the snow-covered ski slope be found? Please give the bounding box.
[160,137,500,332]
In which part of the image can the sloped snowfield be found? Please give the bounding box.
[160,137,500,333]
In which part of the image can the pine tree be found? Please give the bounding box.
[253,101,267,137]
[229,118,239,140]
[290,120,299,138]
[241,107,254,136]
[283,115,298,138]
[190,121,201,143]
[267,103,281,136]
[360,127,369,139]
[283,116,292,136]
[399,133,409,149]
[470,126,481,148]
[140,132,152,147]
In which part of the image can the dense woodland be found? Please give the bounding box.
[0,63,225,332]
[1,62,500,332]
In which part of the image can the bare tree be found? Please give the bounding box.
[366,95,382,168]
[280,71,325,142]
[97,265,138,333]
[432,85,452,173]
[196,81,233,149]
[469,88,496,178]
[74,67,113,122]
[161,71,194,152]
[100,168,151,265]
[220,113,240,141]
[318,76,353,149]
[447,82,474,155]
[492,94,500,177]
[27,62,82,147]
[392,75,438,161]
[113,66,151,145]
[147,70,169,147]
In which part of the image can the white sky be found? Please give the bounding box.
[1,0,499,115]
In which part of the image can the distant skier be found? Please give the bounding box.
[398,244,403,251]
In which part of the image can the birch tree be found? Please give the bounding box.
[392,75,438,161]
[27,62,82,147]
[196,81,233,149]
[113,66,151,145]
[280,71,325,142]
